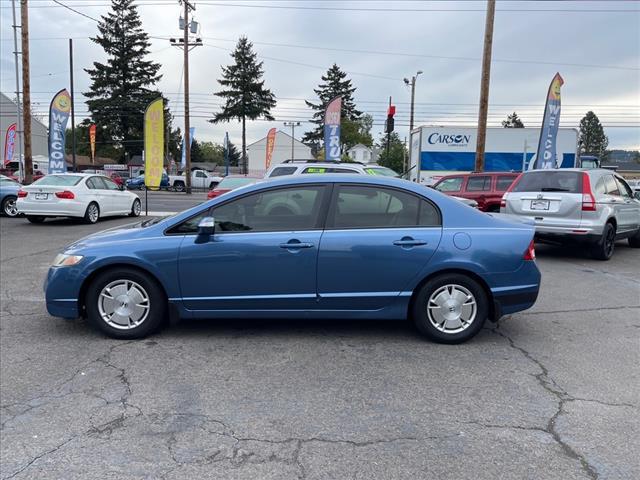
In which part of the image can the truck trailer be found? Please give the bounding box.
[408,126,579,185]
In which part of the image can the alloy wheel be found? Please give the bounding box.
[426,284,477,334]
[3,198,18,217]
[88,204,99,223]
[98,279,150,330]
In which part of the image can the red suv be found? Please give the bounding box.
[432,172,520,212]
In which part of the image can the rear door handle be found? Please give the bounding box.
[279,241,314,249]
[393,238,427,247]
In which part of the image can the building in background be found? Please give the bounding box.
[0,92,48,160]
[347,144,379,163]
[246,130,311,175]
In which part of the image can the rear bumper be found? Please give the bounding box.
[490,262,541,320]
[17,198,86,217]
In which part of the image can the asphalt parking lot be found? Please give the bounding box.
[1,214,638,480]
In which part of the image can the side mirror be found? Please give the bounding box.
[197,216,215,236]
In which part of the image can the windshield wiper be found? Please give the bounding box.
[540,187,571,192]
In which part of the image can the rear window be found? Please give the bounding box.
[466,176,491,191]
[32,175,82,187]
[269,167,297,177]
[364,167,398,177]
[496,176,516,191]
[512,171,583,193]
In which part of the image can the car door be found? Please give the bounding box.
[100,176,130,214]
[463,175,491,210]
[614,176,640,233]
[317,184,442,310]
[85,176,110,214]
[176,184,330,311]
[193,170,207,189]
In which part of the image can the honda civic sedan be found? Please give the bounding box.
[44,175,540,344]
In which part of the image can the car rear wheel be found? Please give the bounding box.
[26,215,45,223]
[130,198,141,217]
[84,202,100,224]
[591,222,615,260]
[86,267,166,339]
[173,182,185,192]
[412,273,488,344]
[2,195,18,217]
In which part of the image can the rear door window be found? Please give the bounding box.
[614,177,632,198]
[496,176,516,191]
[269,167,298,177]
[604,175,620,196]
[466,176,491,191]
[512,171,583,193]
[435,177,464,192]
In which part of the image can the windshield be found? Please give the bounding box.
[32,175,83,187]
[512,171,583,193]
[218,177,257,189]
[365,167,399,177]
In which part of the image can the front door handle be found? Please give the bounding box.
[279,241,314,249]
[393,237,427,247]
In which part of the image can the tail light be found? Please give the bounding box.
[17,190,27,198]
[500,173,522,209]
[581,172,596,211]
[523,239,536,261]
[55,190,75,199]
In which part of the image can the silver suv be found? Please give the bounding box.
[265,160,399,179]
[501,168,640,260]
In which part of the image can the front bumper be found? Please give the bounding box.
[44,265,84,319]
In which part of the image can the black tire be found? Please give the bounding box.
[591,222,616,260]
[83,202,100,224]
[130,198,141,217]
[412,273,488,344]
[1,195,18,217]
[173,182,185,193]
[139,184,146,191]
[209,182,219,189]
[26,215,45,224]
[629,228,640,248]
[85,267,167,339]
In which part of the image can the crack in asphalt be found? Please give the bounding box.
[2,437,74,480]
[492,327,599,480]
[520,305,640,317]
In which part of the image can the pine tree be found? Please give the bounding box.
[303,64,362,146]
[376,132,406,174]
[210,37,276,173]
[502,112,525,128]
[579,111,609,158]
[226,141,242,166]
[84,0,161,161]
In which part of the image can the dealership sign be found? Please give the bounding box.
[324,96,342,161]
[48,89,72,174]
[4,123,16,166]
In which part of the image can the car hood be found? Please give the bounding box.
[64,219,164,251]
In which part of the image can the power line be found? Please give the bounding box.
[51,0,99,21]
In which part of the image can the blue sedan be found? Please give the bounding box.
[44,175,540,343]
[125,173,169,190]
[0,175,21,217]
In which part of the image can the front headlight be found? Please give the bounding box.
[52,254,84,267]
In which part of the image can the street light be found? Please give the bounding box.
[404,70,423,132]
[283,121,301,160]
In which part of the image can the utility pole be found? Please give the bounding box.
[404,70,423,132]
[11,0,23,182]
[69,39,77,172]
[386,96,392,158]
[284,121,300,160]
[474,0,496,172]
[170,1,201,194]
[20,0,33,184]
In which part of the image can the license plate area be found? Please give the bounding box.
[34,193,49,200]
[530,199,550,211]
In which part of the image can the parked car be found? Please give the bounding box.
[265,160,399,179]
[17,173,142,224]
[207,175,262,199]
[44,174,540,343]
[126,173,170,190]
[108,172,124,186]
[433,172,519,212]
[7,170,46,184]
[501,168,640,260]
[169,169,223,192]
[0,175,21,217]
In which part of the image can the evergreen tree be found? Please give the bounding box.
[303,64,362,147]
[341,114,374,150]
[376,132,406,174]
[190,139,204,163]
[502,112,525,128]
[579,111,609,158]
[210,37,276,173]
[226,141,242,166]
[84,0,161,161]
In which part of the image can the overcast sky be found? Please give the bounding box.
[1,0,638,151]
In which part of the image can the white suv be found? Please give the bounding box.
[265,161,399,179]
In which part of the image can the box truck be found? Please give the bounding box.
[408,126,579,185]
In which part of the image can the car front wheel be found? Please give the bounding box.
[85,267,166,339]
[412,273,488,344]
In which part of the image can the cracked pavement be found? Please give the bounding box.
[1,216,639,479]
